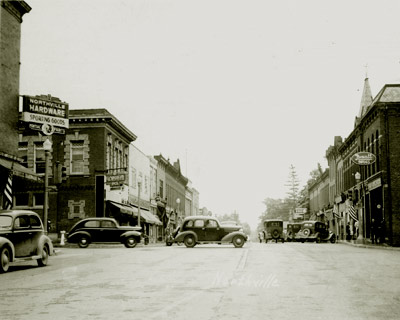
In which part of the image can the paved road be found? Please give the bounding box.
[1,242,400,320]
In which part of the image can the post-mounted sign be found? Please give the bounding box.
[351,152,376,165]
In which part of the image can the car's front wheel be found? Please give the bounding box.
[78,235,90,248]
[233,235,245,248]
[0,247,11,273]
[37,245,49,267]
[184,234,196,248]
[124,236,137,248]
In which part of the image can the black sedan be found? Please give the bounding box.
[66,217,143,248]
[0,210,54,273]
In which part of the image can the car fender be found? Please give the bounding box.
[120,230,142,239]
[37,235,54,256]
[67,231,92,242]
[174,231,198,243]
[221,231,247,242]
[0,237,16,262]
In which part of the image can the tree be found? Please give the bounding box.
[285,164,300,214]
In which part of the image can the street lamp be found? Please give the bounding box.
[176,198,180,223]
[43,138,52,234]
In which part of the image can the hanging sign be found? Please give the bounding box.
[351,152,376,165]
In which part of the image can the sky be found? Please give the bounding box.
[19,0,400,229]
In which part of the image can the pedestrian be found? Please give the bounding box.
[258,232,264,243]
[371,219,376,244]
[346,222,351,241]
[354,220,359,239]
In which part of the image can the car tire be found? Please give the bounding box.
[166,241,173,246]
[233,235,245,248]
[316,237,322,243]
[184,234,196,248]
[124,236,137,248]
[303,228,311,237]
[37,245,49,267]
[78,235,90,248]
[330,236,336,244]
[0,247,11,273]
[272,229,280,239]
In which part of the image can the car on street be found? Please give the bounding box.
[263,219,285,243]
[173,216,247,248]
[295,220,336,243]
[66,217,143,248]
[286,222,302,241]
[0,209,54,273]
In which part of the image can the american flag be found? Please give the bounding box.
[349,205,358,221]
[3,170,13,209]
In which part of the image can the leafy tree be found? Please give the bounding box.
[216,211,251,235]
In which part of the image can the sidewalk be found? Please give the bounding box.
[338,239,400,251]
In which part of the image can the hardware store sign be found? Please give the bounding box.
[22,95,69,129]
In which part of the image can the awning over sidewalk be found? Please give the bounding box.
[108,201,138,216]
[0,157,42,182]
[107,201,162,225]
[140,210,162,225]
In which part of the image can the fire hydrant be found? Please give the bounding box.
[60,231,66,246]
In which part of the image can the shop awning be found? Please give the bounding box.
[0,157,42,182]
[108,201,138,216]
[140,210,162,225]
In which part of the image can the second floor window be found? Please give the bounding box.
[18,142,28,168]
[71,141,84,174]
[34,142,45,174]
[159,179,164,198]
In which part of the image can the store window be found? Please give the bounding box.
[15,193,29,207]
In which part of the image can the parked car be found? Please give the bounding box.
[173,216,247,248]
[286,222,302,242]
[0,210,54,273]
[263,219,285,243]
[295,220,336,243]
[66,217,143,248]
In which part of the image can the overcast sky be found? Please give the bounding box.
[19,0,400,228]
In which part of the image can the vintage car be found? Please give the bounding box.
[66,217,143,248]
[263,219,285,243]
[0,210,54,273]
[295,220,336,243]
[173,216,247,248]
[286,222,302,241]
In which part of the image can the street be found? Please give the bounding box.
[1,242,400,320]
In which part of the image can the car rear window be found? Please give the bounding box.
[30,215,42,228]
[101,220,116,228]
[84,220,100,228]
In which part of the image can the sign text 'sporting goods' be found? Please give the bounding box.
[351,152,376,165]
[22,96,69,129]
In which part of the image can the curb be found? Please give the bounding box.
[338,240,400,251]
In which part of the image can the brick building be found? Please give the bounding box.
[0,1,35,209]
[17,108,137,233]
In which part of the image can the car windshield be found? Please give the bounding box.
[0,216,12,229]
